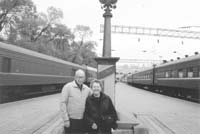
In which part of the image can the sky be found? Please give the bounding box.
[33,0,200,62]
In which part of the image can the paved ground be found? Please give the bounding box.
[0,94,60,134]
[0,83,199,134]
[115,82,200,134]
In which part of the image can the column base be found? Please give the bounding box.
[94,57,120,103]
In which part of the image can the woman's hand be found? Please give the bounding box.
[91,123,98,129]
[64,120,70,128]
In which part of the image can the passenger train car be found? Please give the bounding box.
[127,54,200,102]
[0,42,97,103]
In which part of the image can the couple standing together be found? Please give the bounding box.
[60,69,118,134]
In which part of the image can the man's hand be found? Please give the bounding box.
[91,123,98,129]
[64,120,70,128]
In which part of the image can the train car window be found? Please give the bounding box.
[2,57,11,72]
[165,72,169,78]
[162,72,165,78]
[158,71,164,78]
[171,70,177,78]
[187,67,193,78]
[188,72,193,78]
[155,72,158,78]
[171,71,175,77]
[198,67,200,77]
[0,57,2,71]
[169,70,172,78]
[193,67,198,77]
[183,69,187,77]
[157,72,161,78]
[165,70,172,78]
[199,67,200,77]
[178,69,183,78]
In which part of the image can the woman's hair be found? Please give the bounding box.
[90,79,103,88]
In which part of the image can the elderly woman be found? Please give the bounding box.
[84,79,118,134]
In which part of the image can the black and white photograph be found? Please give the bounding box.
[0,0,200,134]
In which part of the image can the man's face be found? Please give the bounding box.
[75,72,85,85]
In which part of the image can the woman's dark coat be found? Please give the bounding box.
[84,92,118,133]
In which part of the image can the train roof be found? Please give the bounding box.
[0,42,97,71]
[131,54,200,74]
[156,54,200,68]
[86,66,97,72]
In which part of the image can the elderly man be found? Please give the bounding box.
[60,69,91,134]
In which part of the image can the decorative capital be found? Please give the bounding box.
[99,0,117,10]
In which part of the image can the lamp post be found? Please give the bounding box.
[99,0,117,57]
[96,2,149,132]
[95,0,119,102]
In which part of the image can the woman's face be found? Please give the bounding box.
[92,82,102,96]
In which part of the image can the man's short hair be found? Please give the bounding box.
[75,69,85,77]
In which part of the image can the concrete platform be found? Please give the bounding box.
[1,82,199,134]
[0,94,60,134]
[115,83,200,134]
[0,92,142,134]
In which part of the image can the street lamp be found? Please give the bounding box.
[99,0,118,57]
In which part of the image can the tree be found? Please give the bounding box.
[17,13,44,42]
[69,40,97,67]
[32,7,63,42]
[70,25,97,66]
[46,23,74,51]
[0,0,36,32]
[5,4,75,61]
[15,6,64,43]
[71,40,97,65]
[0,1,97,67]
[74,25,93,43]
[81,41,97,67]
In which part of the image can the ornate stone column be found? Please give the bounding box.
[96,1,149,134]
[96,0,119,103]
[100,0,117,57]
